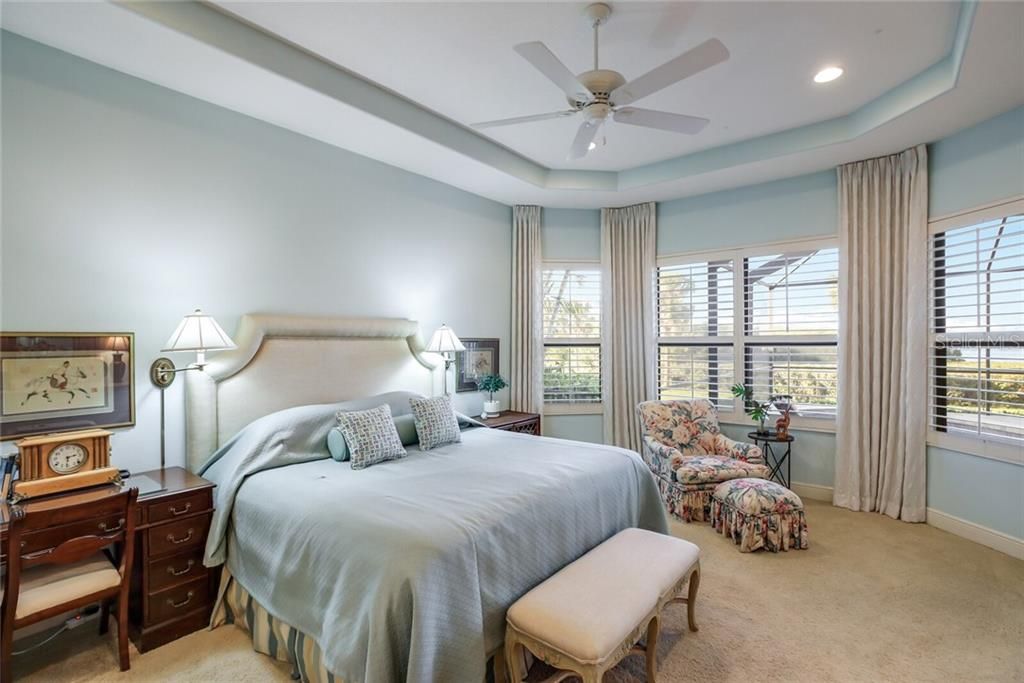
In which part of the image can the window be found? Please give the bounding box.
[657,241,839,423]
[657,260,735,409]
[930,204,1023,449]
[543,266,601,405]
[742,248,839,418]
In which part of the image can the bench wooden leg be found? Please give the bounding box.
[646,614,660,681]
[686,565,700,632]
[505,635,524,683]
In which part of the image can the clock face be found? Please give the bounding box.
[49,443,88,475]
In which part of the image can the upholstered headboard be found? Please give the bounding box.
[183,315,438,472]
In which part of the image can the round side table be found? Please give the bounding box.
[747,431,795,488]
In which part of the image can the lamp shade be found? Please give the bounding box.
[162,309,236,353]
[425,324,465,354]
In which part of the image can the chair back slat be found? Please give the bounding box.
[21,530,125,569]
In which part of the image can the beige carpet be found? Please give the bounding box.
[14,501,1024,682]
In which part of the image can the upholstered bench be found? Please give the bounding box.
[711,478,809,553]
[504,528,700,682]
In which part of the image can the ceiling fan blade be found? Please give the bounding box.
[472,110,577,129]
[613,107,709,134]
[514,41,592,104]
[611,38,729,106]
[568,119,602,160]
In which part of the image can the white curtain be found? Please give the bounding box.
[834,145,928,522]
[510,205,543,415]
[601,202,658,451]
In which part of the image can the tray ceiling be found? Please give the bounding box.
[2,1,1022,208]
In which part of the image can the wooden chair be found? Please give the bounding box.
[1,488,139,681]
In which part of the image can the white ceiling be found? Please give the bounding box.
[216,1,958,171]
[2,1,1022,208]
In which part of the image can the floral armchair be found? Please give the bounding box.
[637,399,771,522]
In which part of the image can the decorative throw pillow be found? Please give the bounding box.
[327,414,420,461]
[409,395,462,450]
[335,404,407,470]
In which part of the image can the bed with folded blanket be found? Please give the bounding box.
[199,393,667,683]
[184,315,668,683]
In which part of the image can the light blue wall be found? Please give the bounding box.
[929,106,1024,217]
[0,33,512,473]
[927,448,1024,539]
[658,170,838,253]
[541,208,601,262]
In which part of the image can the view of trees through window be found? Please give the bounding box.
[543,267,601,403]
[931,212,1023,444]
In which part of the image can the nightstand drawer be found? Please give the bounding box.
[147,514,209,558]
[147,575,211,625]
[145,489,212,525]
[148,547,207,593]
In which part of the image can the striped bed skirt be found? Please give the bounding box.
[213,566,515,683]
[213,567,342,683]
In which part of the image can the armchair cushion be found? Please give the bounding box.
[673,456,771,485]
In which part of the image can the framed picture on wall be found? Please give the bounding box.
[456,338,499,393]
[0,332,135,440]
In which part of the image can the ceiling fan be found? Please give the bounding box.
[472,3,729,160]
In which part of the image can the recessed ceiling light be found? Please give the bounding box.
[588,142,597,150]
[814,66,844,84]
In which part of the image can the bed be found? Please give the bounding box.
[187,315,669,683]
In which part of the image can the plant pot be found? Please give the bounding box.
[483,400,500,417]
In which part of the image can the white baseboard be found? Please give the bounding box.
[790,482,1023,560]
[926,508,1024,561]
[791,481,833,502]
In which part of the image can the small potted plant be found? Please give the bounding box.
[731,383,774,435]
[476,374,507,417]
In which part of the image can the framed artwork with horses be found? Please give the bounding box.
[0,332,135,440]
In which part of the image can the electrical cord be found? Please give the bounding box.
[12,625,69,655]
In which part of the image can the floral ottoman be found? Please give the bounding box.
[711,478,809,553]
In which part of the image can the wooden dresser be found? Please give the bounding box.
[128,467,217,652]
[474,411,541,435]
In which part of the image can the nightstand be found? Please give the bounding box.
[127,467,216,652]
[474,411,541,436]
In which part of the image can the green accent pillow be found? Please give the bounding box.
[327,414,419,462]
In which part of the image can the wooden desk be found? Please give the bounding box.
[1,467,216,652]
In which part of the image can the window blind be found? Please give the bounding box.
[542,267,601,404]
[744,249,839,336]
[657,260,734,409]
[742,247,839,419]
[930,213,1023,444]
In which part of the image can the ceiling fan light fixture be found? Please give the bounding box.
[814,66,844,84]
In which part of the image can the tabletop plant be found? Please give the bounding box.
[476,374,507,401]
[731,383,774,434]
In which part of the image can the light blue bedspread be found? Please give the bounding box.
[201,405,668,683]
